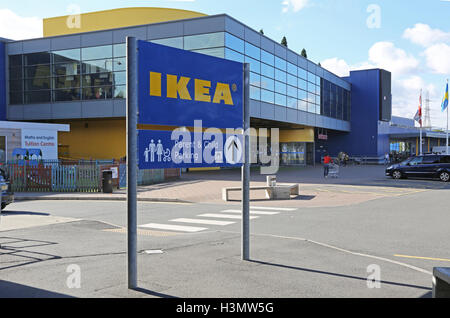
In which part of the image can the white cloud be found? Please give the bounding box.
[320,58,351,77]
[0,9,42,40]
[424,43,450,74]
[403,23,450,47]
[320,41,447,127]
[282,0,309,13]
[322,42,419,77]
[367,41,419,76]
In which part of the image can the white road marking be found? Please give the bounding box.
[250,206,297,211]
[139,223,207,233]
[221,209,279,215]
[171,218,235,226]
[198,214,259,220]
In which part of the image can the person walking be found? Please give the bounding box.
[323,153,332,178]
[385,152,390,165]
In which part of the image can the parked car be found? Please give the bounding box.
[385,154,450,182]
[0,167,14,211]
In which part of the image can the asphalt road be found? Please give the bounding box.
[0,183,449,298]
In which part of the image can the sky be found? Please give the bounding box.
[0,0,449,129]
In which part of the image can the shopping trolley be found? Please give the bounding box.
[328,163,339,178]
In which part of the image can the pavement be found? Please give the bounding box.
[1,165,449,298]
[13,165,450,208]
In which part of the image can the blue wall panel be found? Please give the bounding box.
[324,69,381,158]
[0,41,6,120]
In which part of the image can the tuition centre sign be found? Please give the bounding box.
[136,41,245,169]
[21,129,58,160]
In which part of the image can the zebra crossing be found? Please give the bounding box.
[139,206,297,234]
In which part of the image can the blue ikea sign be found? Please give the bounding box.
[138,41,244,129]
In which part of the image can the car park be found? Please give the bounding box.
[386,154,450,182]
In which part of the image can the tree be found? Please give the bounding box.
[260,29,264,35]
[281,36,288,47]
[301,48,307,58]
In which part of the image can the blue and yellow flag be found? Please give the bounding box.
[442,82,449,112]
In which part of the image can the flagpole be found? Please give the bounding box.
[420,89,423,155]
[447,80,449,155]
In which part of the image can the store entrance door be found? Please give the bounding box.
[306,143,314,165]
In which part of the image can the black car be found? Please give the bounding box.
[386,154,450,182]
[0,168,14,211]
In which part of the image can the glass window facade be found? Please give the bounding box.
[7,30,351,122]
[9,43,127,104]
[221,32,351,121]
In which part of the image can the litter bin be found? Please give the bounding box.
[102,170,113,193]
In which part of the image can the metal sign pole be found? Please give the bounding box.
[242,63,250,261]
[126,36,138,289]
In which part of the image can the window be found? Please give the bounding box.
[25,65,50,78]
[298,67,307,80]
[245,42,260,60]
[114,85,126,99]
[307,82,315,94]
[250,72,261,88]
[52,49,81,64]
[287,74,297,87]
[440,156,450,164]
[275,81,286,95]
[298,79,307,90]
[83,86,112,100]
[82,59,113,74]
[287,62,297,76]
[409,156,423,166]
[113,43,126,57]
[191,48,225,58]
[275,93,286,106]
[298,89,307,101]
[287,97,297,109]
[261,89,274,104]
[9,46,126,105]
[250,86,261,100]
[245,56,260,74]
[275,56,287,71]
[225,48,244,63]
[9,67,22,80]
[82,73,113,87]
[298,99,307,112]
[25,90,51,103]
[261,50,274,66]
[9,55,22,68]
[82,45,113,60]
[287,85,297,98]
[225,33,244,53]
[53,62,80,76]
[261,63,274,78]
[275,69,286,83]
[184,32,224,50]
[9,80,23,91]
[113,58,126,72]
[24,52,51,65]
[25,78,51,91]
[53,76,80,89]
[307,71,315,83]
[423,156,439,164]
[151,37,183,49]
[260,76,274,91]
[53,88,81,102]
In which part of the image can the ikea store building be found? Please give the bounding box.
[1,7,446,165]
